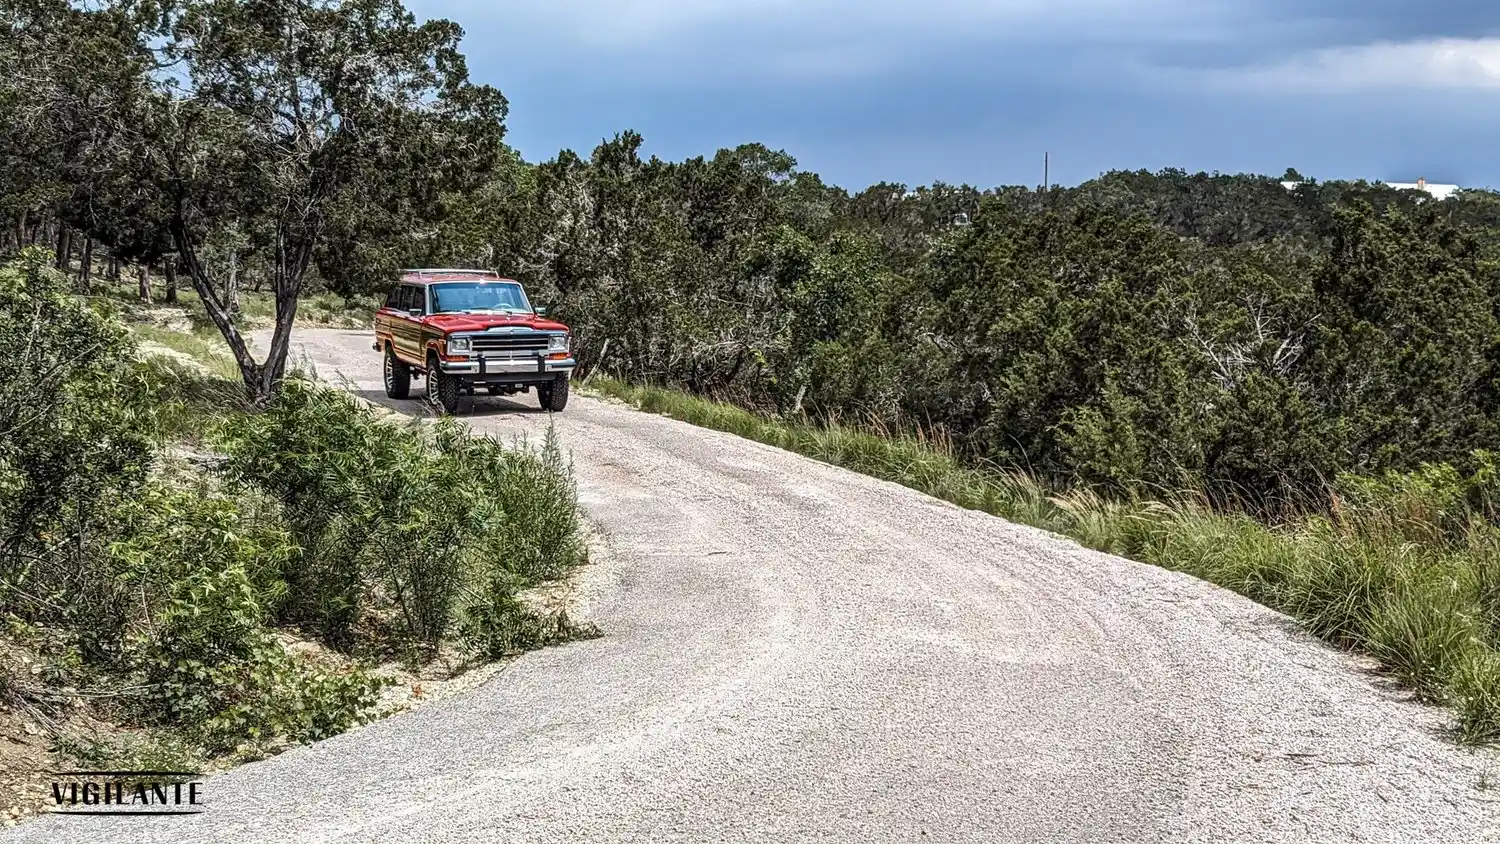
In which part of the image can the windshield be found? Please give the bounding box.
[430,281,533,315]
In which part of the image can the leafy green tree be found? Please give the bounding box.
[82,0,510,399]
[0,0,162,268]
[1305,202,1497,473]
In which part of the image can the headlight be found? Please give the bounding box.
[548,333,570,353]
[447,336,472,353]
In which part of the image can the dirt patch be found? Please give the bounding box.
[0,705,56,827]
[0,639,173,828]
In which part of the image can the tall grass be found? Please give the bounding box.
[590,378,1500,744]
[130,323,243,381]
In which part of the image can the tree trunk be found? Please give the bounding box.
[137,264,151,303]
[226,250,240,318]
[79,238,93,292]
[172,225,268,399]
[170,219,312,402]
[107,256,119,283]
[164,260,177,303]
[54,225,71,273]
[257,280,302,396]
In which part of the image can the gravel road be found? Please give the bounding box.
[13,328,1499,843]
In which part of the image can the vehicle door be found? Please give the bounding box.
[394,284,426,363]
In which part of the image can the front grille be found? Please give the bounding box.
[469,333,549,353]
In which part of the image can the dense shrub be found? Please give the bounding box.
[218,379,589,657]
[393,137,1500,509]
[0,259,391,757]
[0,250,151,595]
[107,480,384,751]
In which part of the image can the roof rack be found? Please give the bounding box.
[401,268,499,277]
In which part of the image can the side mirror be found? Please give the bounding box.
[535,306,548,316]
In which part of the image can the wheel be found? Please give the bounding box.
[383,346,411,399]
[425,354,460,414]
[537,374,569,412]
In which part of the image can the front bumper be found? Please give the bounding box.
[438,354,576,378]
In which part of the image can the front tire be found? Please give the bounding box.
[426,354,460,414]
[537,375,569,412]
[383,346,411,399]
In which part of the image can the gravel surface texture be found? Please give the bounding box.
[13,328,1499,843]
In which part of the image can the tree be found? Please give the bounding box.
[1304,202,1497,473]
[0,0,158,262]
[120,0,507,399]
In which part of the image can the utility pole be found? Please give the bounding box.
[1044,152,1049,191]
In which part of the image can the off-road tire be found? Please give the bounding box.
[383,346,411,399]
[537,375,570,412]
[426,353,461,414]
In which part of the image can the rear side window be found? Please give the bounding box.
[384,286,400,308]
[398,285,425,313]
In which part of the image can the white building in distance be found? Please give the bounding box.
[1381,178,1461,200]
[1281,176,1461,200]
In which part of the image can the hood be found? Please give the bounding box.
[423,313,569,333]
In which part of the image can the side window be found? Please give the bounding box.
[399,285,424,314]
[384,285,401,309]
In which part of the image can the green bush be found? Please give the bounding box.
[107,480,384,753]
[219,379,589,657]
[457,424,587,584]
[0,250,151,601]
[1340,461,1479,547]
[218,378,432,642]
[459,590,600,659]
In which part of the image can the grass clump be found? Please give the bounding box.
[128,323,242,381]
[591,376,1500,744]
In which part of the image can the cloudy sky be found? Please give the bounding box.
[409,1,1500,190]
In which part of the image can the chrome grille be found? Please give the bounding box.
[470,332,549,353]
